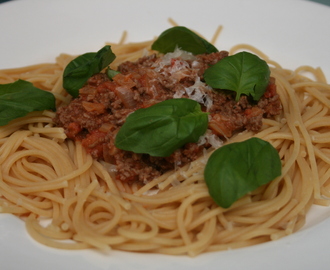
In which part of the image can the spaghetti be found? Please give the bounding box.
[0,29,330,256]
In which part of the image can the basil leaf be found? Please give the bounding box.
[106,67,120,80]
[0,79,56,126]
[151,26,218,55]
[63,45,116,98]
[204,137,281,208]
[115,98,209,157]
[204,51,270,101]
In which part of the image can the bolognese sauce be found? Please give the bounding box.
[54,49,282,183]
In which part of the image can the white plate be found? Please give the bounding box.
[1,0,330,269]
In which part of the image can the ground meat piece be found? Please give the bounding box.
[54,49,282,183]
[194,51,229,78]
[113,151,163,183]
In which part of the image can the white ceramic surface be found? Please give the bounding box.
[1,1,330,269]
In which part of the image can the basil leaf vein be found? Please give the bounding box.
[63,45,116,98]
[0,80,56,126]
[204,51,270,101]
[204,137,282,208]
[115,98,209,157]
[151,26,218,55]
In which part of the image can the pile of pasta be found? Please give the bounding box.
[1,32,330,257]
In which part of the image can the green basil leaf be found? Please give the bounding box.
[151,26,218,55]
[0,79,56,126]
[204,51,270,101]
[115,98,209,157]
[106,67,120,80]
[204,137,281,208]
[63,45,116,98]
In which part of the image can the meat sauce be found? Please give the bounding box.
[54,49,282,183]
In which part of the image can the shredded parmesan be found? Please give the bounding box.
[198,129,223,149]
[157,47,195,67]
[184,77,213,111]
